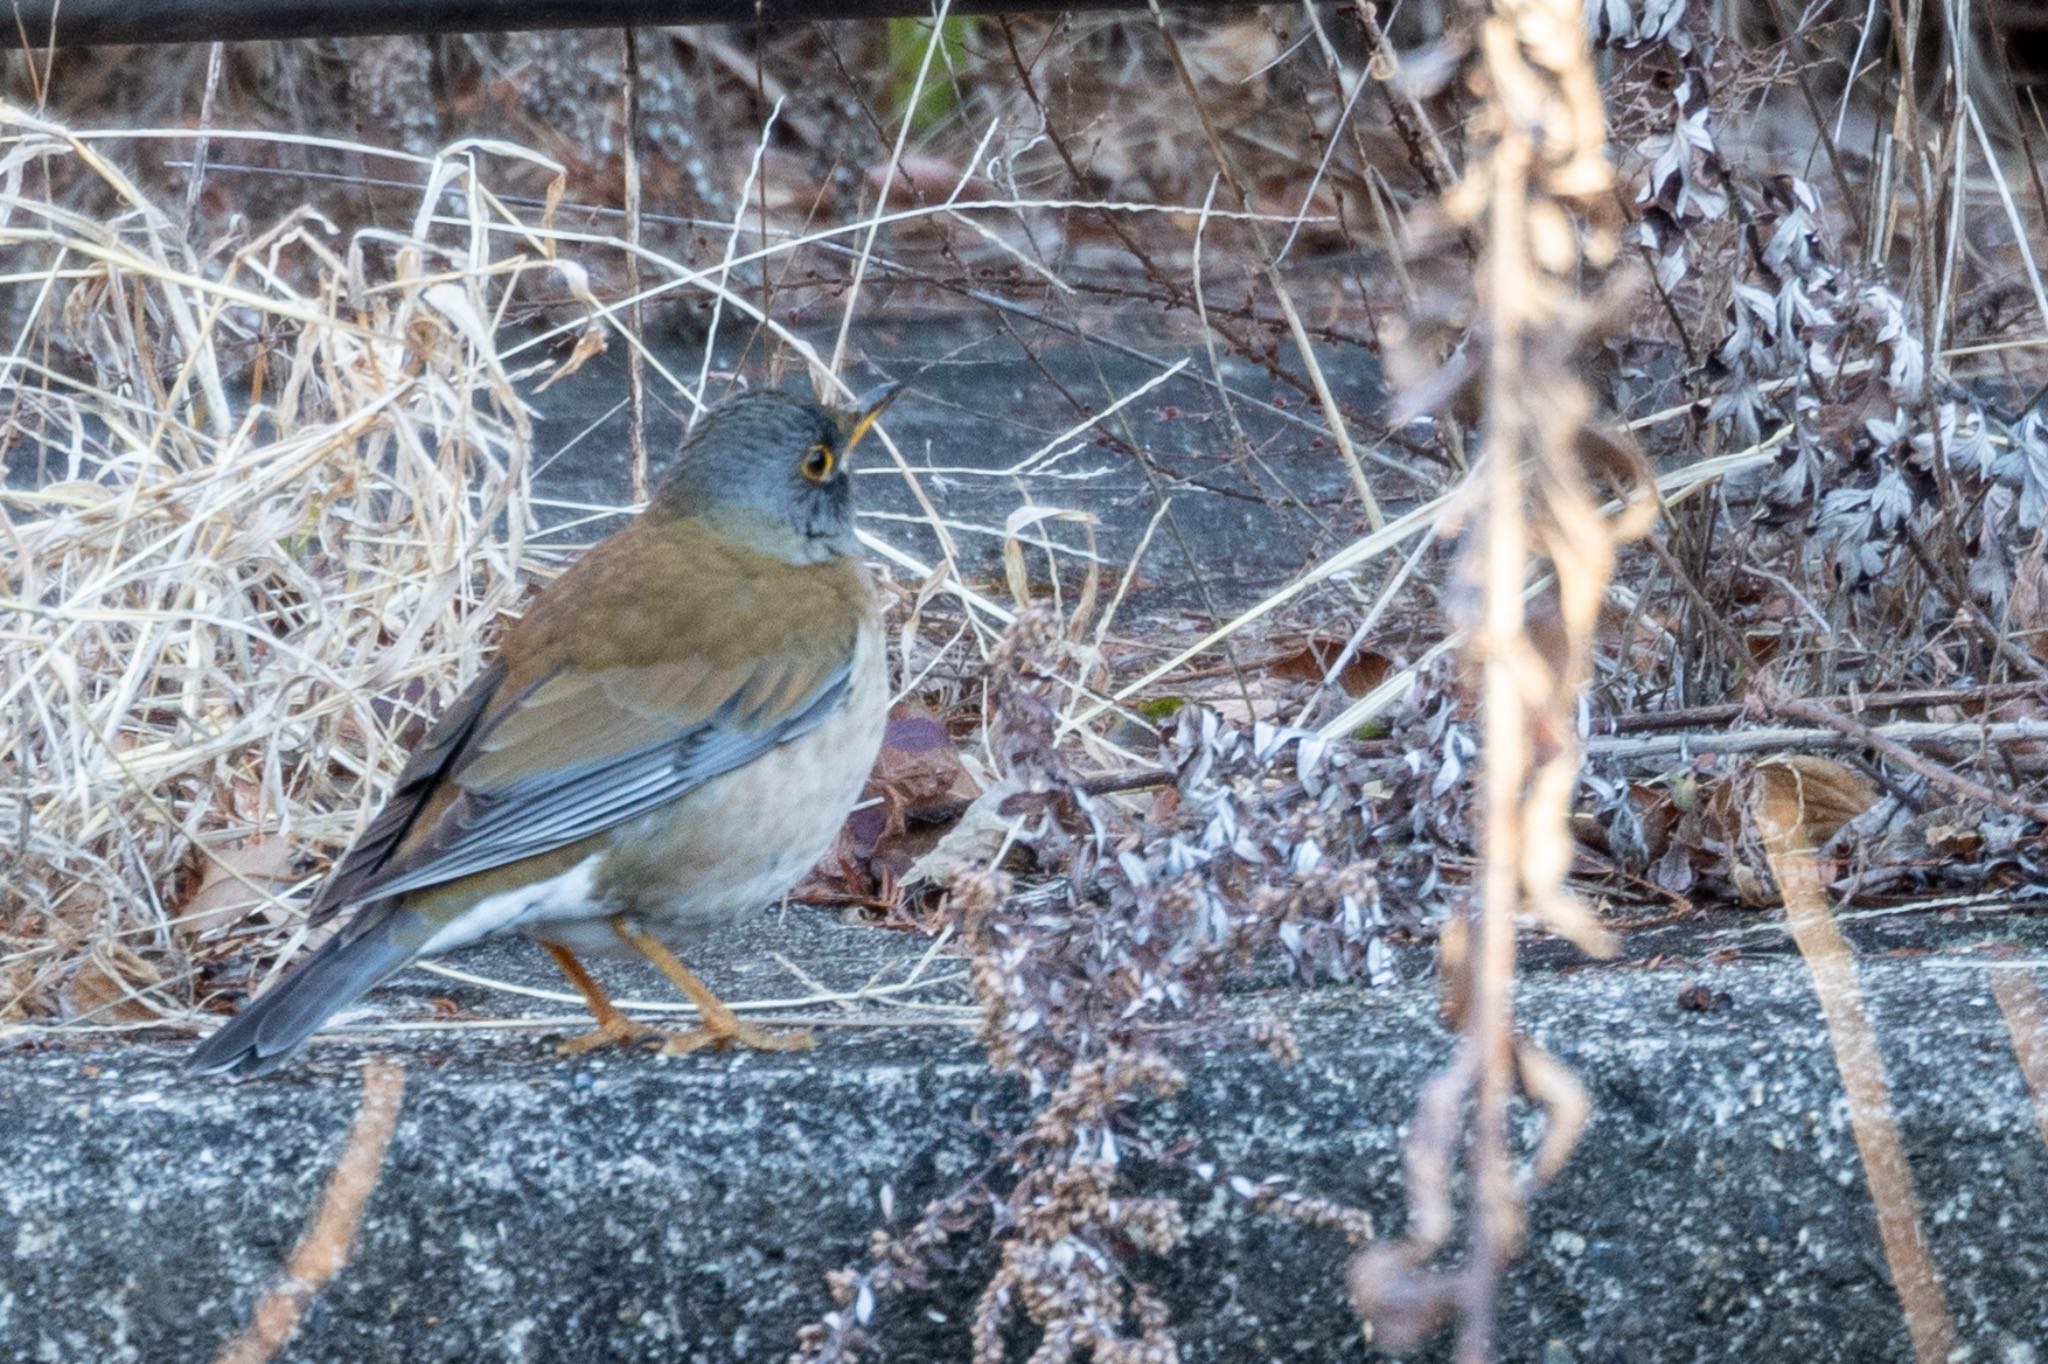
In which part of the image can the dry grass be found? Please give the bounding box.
[0,16,1404,1035]
[1,113,554,1027]
[0,116,974,1028]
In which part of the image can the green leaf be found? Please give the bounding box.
[1137,696,1186,723]
[886,16,973,135]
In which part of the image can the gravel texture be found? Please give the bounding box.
[4,913,2045,1363]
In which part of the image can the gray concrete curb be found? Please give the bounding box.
[4,942,2044,1363]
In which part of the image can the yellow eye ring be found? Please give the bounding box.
[802,444,835,482]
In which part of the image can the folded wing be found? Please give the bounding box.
[313,649,851,911]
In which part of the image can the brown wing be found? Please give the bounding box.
[351,651,853,900]
[305,663,507,924]
[306,524,872,916]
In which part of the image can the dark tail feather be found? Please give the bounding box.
[187,913,418,1079]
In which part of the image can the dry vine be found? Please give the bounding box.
[1346,0,1656,1356]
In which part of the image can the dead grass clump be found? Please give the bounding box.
[2,111,553,1026]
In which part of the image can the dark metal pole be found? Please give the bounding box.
[5,0,1252,49]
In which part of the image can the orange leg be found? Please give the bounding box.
[543,942,664,1055]
[608,916,813,1055]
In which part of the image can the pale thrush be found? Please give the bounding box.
[188,384,899,1077]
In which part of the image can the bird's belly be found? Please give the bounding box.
[409,626,889,962]
[570,636,888,950]
[413,853,615,956]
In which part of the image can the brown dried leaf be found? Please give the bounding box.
[1183,19,1282,99]
[1265,638,1394,697]
[2008,532,2048,661]
[177,835,302,940]
[905,779,1030,891]
[59,947,163,1024]
[873,702,980,812]
[533,325,607,393]
[759,149,839,217]
[1629,781,1677,860]
[865,153,994,203]
[1863,806,1985,868]
[1921,814,1984,860]
[1755,754,1878,846]
[804,702,979,904]
[1677,981,1732,1013]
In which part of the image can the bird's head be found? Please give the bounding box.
[656,383,902,563]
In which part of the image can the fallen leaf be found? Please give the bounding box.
[533,326,608,393]
[1755,754,1878,845]
[176,835,303,940]
[802,701,979,906]
[873,702,980,812]
[1677,981,1732,1013]
[757,148,839,218]
[866,153,994,203]
[904,779,1031,891]
[2008,532,2048,662]
[59,947,163,1025]
[1265,638,1394,697]
[1184,19,1281,98]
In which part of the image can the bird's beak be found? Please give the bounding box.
[840,381,904,456]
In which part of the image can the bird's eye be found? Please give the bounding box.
[802,444,835,482]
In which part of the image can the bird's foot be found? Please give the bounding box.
[554,1015,665,1056]
[657,1018,814,1056]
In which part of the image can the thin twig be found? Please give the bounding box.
[182,42,225,228]
[1767,697,2048,824]
[1589,715,2048,762]
[829,0,953,376]
[621,27,649,502]
[212,1058,407,1364]
[1145,0,1383,529]
[1603,680,2048,734]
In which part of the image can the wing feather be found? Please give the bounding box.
[303,522,873,917]
[327,653,852,904]
[306,664,507,923]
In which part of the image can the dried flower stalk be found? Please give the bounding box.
[213,1058,407,1364]
[1348,0,1654,1357]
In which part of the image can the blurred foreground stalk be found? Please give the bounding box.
[1346,0,1655,1357]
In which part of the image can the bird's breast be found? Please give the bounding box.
[582,617,890,943]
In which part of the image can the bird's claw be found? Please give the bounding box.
[656,1019,814,1056]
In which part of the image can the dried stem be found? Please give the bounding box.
[1989,967,2048,1153]
[1349,0,1651,1354]
[1588,715,2048,761]
[1603,681,2048,734]
[621,26,649,503]
[1768,696,2048,824]
[1146,1,1383,530]
[182,41,225,226]
[1751,765,1957,1363]
[212,1058,408,1364]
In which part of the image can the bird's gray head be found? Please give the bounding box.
[656,384,901,563]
